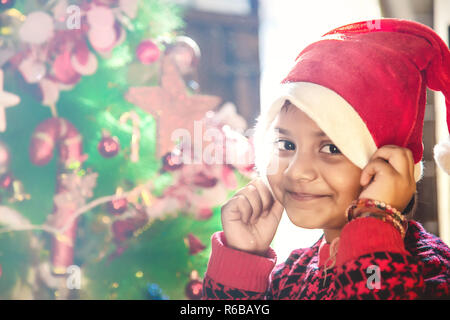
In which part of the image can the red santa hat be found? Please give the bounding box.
[254,18,450,186]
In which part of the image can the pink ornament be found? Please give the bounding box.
[18,56,46,83]
[198,207,213,220]
[0,141,10,175]
[87,6,116,52]
[19,11,54,44]
[71,50,98,76]
[52,50,81,85]
[136,40,160,64]
[98,135,120,158]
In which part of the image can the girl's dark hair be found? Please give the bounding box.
[402,192,418,220]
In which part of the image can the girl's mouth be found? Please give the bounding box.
[288,192,329,201]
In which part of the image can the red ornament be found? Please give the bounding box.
[161,151,183,172]
[136,40,160,64]
[0,0,15,11]
[112,210,148,244]
[52,50,81,85]
[107,197,128,215]
[98,135,120,158]
[185,279,203,300]
[198,207,213,220]
[0,172,13,189]
[185,233,206,255]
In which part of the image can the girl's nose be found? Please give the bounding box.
[284,152,319,182]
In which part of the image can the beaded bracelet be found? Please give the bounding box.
[346,198,408,238]
[355,211,407,238]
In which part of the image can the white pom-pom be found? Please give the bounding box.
[434,135,450,175]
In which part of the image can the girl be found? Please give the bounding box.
[202,19,450,299]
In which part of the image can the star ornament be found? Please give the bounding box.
[125,56,221,158]
[0,69,20,132]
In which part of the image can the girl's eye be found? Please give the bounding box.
[320,144,341,154]
[275,140,295,151]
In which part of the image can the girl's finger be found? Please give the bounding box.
[236,184,263,224]
[228,194,252,224]
[250,179,274,217]
[360,158,396,186]
[369,145,413,178]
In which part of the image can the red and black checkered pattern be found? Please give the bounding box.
[202,220,450,300]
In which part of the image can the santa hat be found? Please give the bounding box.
[254,19,450,188]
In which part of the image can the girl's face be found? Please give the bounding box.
[267,103,363,231]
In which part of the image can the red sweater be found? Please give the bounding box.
[202,217,450,299]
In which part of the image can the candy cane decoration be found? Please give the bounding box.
[119,111,141,162]
[29,117,85,274]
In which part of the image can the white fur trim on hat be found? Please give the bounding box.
[253,82,424,188]
[434,135,450,175]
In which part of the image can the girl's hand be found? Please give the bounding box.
[221,178,284,256]
[359,145,416,212]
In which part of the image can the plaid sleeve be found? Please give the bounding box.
[201,231,309,300]
[331,217,427,299]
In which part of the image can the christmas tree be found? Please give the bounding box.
[0,0,255,299]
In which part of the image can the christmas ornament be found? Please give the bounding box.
[146,283,168,300]
[18,55,46,83]
[29,118,87,274]
[0,69,20,132]
[98,131,120,158]
[119,111,141,162]
[197,207,213,220]
[19,11,54,44]
[111,208,148,244]
[185,270,202,300]
[0,172,12,189]
[107,188,128,215]
[71,41,98,76]
[52,49,81,85]
[87,5,116,53]
[125,56,221,158]
[161,150,183,172]
[0,0,15,12]
[165,36,200,75]
[184,233,206,255]
[107,197,128,215]
[0,141,10,175]
[136,40,160,65]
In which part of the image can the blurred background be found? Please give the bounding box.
[0,0,448,299]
